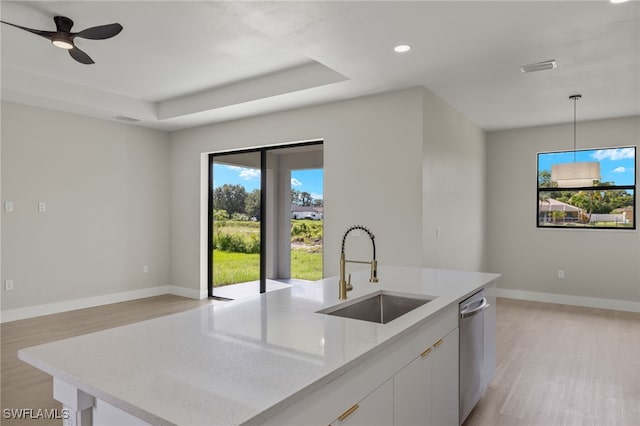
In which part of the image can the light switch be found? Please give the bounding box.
[4,202,13,213]
[38,202,46,213]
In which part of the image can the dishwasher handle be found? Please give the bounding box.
[460,297,489,319]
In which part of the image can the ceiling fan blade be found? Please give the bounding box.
[69,46,94,64]
[0,20,54,40]
[75,23,122,40]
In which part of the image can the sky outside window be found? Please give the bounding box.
[538,147,635,186]
[213,164,323,199]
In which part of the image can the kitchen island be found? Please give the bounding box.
[19,266,499,426]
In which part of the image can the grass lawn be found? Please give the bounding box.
[214,249,322,286]
[213,219,323,286]
[213,251,260,285]
[290,250,323,281]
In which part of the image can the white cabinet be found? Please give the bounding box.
[394,328,459,426]
[394,340,432,425]
[260,305,460,426]
[331,378,394,426]
[431,328,459,426]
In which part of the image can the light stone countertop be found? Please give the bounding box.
[18,265,500,426]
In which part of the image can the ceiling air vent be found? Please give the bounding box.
[520,60,557,73]
[115,115,140,123]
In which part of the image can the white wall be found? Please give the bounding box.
[487,116,640,306]
[169,89,426,294]
[169,87,489,296]
[1,101,171,314]
[422,90,487,271]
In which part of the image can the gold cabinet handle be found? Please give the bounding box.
[420,347,432,357]
[433,338,444,349]
[337,404,359,421]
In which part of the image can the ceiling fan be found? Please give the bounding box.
[0,15,123,64]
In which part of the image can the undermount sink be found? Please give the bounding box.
[318,291,433,324]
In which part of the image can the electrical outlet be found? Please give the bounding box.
[38,202,46,213]
[4,202,13,213]
[558,270,565,279]
[5,280,14,291]
[143,265,149,274]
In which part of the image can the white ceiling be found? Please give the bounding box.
[1,1,638,132]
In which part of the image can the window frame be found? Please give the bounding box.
[536,146,636,230]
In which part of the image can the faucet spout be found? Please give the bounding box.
[338,225,379,300]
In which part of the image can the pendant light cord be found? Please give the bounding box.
[573,96,577,163]
[570,94,581,163]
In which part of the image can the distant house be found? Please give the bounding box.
[539,198,582,223]
[612,206,634,225]
[540,198,632,226]
[291,205,322,220]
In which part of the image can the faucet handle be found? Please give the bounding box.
[370,260,379,283]
[346,273,353,291]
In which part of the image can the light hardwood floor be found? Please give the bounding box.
[2,296,639,425]
[465,299,640,426]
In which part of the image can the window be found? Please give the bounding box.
[537,147,636,229]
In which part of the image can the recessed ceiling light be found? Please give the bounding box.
[610,0,629,3]
[521,60,557,73]
[394,45,411,53]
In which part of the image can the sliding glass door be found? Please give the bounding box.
[210,151,262,298]
[209,142,323,299]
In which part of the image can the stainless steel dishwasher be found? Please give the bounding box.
[459,289,490,424]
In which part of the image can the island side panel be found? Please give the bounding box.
[483,280,497,392]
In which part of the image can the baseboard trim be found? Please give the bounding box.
[496,288,640,313]
[0,286,170,323]
[168,285,207,300]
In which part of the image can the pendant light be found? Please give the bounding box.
[551,94,600,187]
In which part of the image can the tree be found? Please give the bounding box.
[245,189,261,219]
[569,191,604,223]
[213,184,247,216]
[551,211,566,224]
[538,170,555,188]
[300,191,313,207]
[291,189,301,206]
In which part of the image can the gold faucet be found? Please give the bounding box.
[339,225,378,300]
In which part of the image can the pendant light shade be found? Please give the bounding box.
[551,162,600,187]
[550,95,600,187]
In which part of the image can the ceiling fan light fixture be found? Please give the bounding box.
[1,15,122,64]
[52,37,73,50]
[521,60,557,73]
